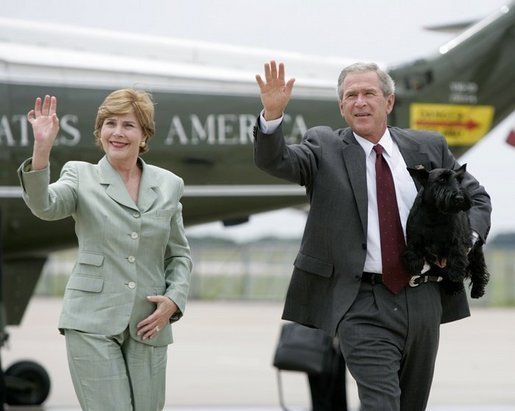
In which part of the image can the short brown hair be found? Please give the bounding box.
[94,89,155,154]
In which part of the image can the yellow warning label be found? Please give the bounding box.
[410,104,494,145]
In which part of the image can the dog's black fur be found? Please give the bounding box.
[403,164,489,298]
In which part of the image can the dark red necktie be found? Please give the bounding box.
[374,144,410,293]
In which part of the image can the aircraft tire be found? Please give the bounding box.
[4,360,51,405]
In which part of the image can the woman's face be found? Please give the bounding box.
[99,111,145,164]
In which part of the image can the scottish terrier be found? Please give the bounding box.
[403,164,489,298]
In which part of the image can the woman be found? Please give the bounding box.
[18,90,192,410]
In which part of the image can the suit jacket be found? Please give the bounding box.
[254,124,491,336]
[18,156,192,346]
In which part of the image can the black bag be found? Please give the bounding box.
[273,322,336,374]
[273,322,338,411]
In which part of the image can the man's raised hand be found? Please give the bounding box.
[255,60,295,121]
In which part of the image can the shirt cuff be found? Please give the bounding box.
[258,110,283,134]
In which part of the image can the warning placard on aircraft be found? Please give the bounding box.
[410,104,494,146]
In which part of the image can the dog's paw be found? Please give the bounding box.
[403,255,425,277]
[470,283,486,299]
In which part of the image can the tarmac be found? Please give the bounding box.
[2,297,515,411]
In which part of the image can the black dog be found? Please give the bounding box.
[403,164,489,298]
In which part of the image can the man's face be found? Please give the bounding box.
[338,71,395,143]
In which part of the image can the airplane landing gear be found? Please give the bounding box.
[0,210,51,407]
[4,360,51,405]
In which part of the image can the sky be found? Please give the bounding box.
[4,0,513,241]
[3,0,509,65]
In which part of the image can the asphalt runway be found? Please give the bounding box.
[3,297,515,410]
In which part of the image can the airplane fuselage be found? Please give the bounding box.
[1,81,343,255]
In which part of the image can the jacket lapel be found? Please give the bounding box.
[98,156,137,211]
[390,127,431,191]
[137,159,159,213]
[340,129,368,236]
[340,127,432,232]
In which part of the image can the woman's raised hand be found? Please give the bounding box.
[27,95,60,169]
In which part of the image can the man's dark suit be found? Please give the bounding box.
[255,123,491,409]
[254,124,491,336]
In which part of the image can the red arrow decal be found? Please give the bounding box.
[414,120,480,130]
[506,130,515,147]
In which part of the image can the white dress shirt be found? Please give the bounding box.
[352,130,418,273]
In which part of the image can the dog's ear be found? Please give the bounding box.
[455,163,467,183]
[407,165,429,186]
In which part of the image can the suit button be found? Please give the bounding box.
[128,256,135,263]
[133,212,140,218]
[128,282,136,289]
[131,232,139,239]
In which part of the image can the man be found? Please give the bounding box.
[253,61,491,410]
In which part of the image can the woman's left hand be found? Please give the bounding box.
[136,296,178,340]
